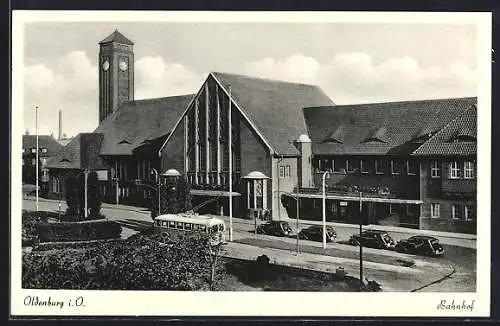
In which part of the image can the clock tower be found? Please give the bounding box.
[98,29,134,123]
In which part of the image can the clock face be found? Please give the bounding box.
[119,60,128,71]
[102,60,110,71]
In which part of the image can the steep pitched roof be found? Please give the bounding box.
[413,104,477,156]
[46,133,107,170]
[22,135,63,156]
[95,95,194,155]
[304,97,477,156]
[99,30,134,45]
[211,72,335,155]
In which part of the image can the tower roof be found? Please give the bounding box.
[99,29,134,45]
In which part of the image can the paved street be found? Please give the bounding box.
[22,197,476,292]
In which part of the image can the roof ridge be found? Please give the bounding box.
[303,96,477,110]
[129,94,196,104]
[412,104,474,155]
[212,71,322,88]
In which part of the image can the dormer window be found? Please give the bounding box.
[361,127,388,143]
[41,148,47,153]
[118,139,131,145]
[323,126,344,144]
[61,158,70,162]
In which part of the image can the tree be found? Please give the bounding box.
[64,170,102,220]
[64,174,79,217]
[87,171,102,218]
[151,176,193,219]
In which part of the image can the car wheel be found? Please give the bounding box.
[349,238,359,246]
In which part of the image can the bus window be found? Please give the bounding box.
[162,221,167,227]
[169,221,175,228]
[209,225,218,234]
[176,222,183,229]
[156,221,161,227]
[218,224,224,232]
[193,224,199,231]
[200,225,207,232]
[185,223,193,230]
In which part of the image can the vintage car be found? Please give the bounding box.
[256,221,293,237]
[348,230,395,249]
[395,235,445,257]
[298,225,337,242]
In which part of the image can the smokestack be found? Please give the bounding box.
[58,110,62,140]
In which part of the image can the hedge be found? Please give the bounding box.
[22,230,226,290]
[36,220,122,242]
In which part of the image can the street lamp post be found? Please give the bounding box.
[321,171,330,250]
[84,168,89,218]
[296,185,300,255]
[35,105,39,213]
[359,191,364,289]
[151,168,160,216]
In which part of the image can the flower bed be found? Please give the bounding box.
[22,230,225,290]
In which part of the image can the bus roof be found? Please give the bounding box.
[155,213,225,226]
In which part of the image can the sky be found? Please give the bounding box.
[21,21,478,138]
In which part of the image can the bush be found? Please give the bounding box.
[22,230,226,290]
[36,220,122,242]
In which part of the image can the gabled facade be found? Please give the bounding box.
[159,72,334,218]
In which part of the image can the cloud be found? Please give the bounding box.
[242,53,477,104]
[135,56,205,99]
[23,52,205,137]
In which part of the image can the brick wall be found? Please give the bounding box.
[420,159,477,234]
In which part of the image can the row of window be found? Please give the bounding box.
[279,165,292,178]
[314,158,418,176]
[430,161,475,179]
[22,148,48,154]
[22,158,47,166]
[430,203,475,221]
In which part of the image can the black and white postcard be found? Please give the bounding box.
[11,10,492,317]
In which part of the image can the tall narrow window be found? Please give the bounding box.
[391,159,403,174]
[464,161,474,179]
[465,205,475,221]
[407,160,417,175]
[360,159,369,174]
[430,161,440,178]
[431,203,440,218]
[449,161,460,179]
[451,204,459,219]
[375,159,384,175]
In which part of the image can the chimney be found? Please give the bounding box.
[58,110,62,140]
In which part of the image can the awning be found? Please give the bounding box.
[190,189,241,197]
[284,192,423,205]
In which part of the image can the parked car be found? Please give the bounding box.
[348,230,395,249]
[395,236,445,257]
[256,221,293,237]
[298,225,337,242]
